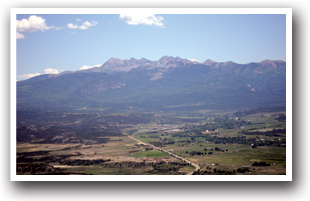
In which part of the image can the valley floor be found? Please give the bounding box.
[16,108,286,175]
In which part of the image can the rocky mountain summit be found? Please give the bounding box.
[82,56,201,73]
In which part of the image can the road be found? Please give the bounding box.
[128,135,200,175]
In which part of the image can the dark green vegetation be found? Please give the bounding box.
[17,111,153,144]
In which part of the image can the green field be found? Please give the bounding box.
[129,149,171,158]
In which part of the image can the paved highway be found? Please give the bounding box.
[128,135,200,175]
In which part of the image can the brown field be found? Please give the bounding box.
[17,136,194,175]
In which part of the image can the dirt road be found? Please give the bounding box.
[128,135,200,175]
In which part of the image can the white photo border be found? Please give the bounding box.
[10,7,292,181]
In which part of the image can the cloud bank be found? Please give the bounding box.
[80,64,102,70]
[187,58,200,62]
[44,68,59,74]
[18,67,61,81]
[119,14,164,27]
[17,73,41,80]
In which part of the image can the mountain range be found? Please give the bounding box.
[17,56,286,113]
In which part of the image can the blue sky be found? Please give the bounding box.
[16,13,286,80]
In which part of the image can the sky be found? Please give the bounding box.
[15,13,286,80]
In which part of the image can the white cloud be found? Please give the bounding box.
[16,15,54,33]
[80,64,101,70]
[44,68,59,74]
[16,15,60,39]
[119,14,164,27]
[16,31,25,39]
[18,68,59,81]
[187,58,200,62]
[67,20,98,30]
[83,21,92,27]
[18,73,40,80]
[67,23,80,29]
[76,18,81,21]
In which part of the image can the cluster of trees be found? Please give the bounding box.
[17,163,64,175]
[211,136,249,144]
[252,162,271,166]
[252,139,286,147]
[17,111,155,128]
[98,160,190,175]
[233,106,286,117]
[205,147,227,152]
[60,145,83,150]
[236,168,248,173]
[186,146,228,156]
[17,151,83,164]
[148,161,189,174]
[239,129,286,137]
[17,124,119,144]
[145,147,153,151]
[193,168,236,175]
[199,115,250,131]
[210,135,285,147]
[169,128,285,148]
[62,159,110,166]
[186,151,211,156]
[172,131,249,145]
[275,114,286,122]
[156,115,198,125]
[150,139,175,147]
